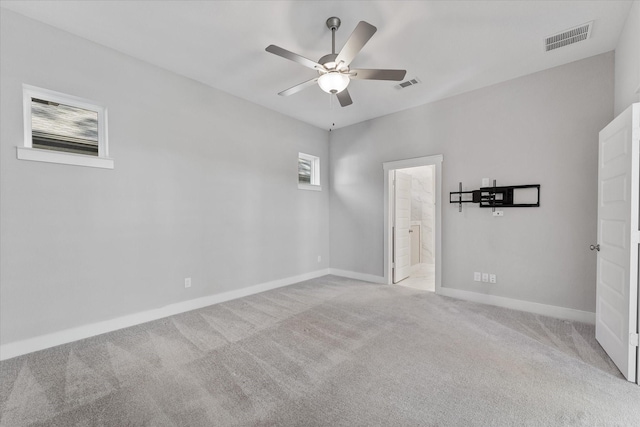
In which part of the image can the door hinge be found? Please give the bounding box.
[631,333,639,347]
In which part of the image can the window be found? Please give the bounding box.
[18,84,113,169]
[298,152,321,191]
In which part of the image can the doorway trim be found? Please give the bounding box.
[383,154,443,292]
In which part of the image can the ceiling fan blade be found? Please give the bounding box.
[336,89,353,107]
[335,21,377,66]
[278,77,319,97]
[350,69,407,81]
[266,45,324,71]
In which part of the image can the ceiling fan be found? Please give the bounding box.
[265,17,407,107]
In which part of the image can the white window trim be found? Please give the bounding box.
[298,152,321,191]
[298,183,322,191]
[17,84,113,169]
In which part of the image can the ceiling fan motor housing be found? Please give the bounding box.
[318,53,348,71]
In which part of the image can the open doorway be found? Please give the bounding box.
[383,155,442,293]
[393,166,435,291]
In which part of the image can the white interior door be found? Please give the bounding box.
[394,171,412,283]
[595,103,639,383]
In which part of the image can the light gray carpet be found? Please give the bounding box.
[1,275,639,426]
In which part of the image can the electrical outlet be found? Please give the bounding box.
[184,277,191,288]
[474,272,481,282]
[482,273,489,283]
[318,255,322,263]
[489,274,497,283]
[493,210,504,217]
[482,178,490,187]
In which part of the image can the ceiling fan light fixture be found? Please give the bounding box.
[318,72,349,94]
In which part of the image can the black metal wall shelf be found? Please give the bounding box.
[450,181,540,212]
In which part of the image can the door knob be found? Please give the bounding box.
[409,229,413,233]
[590,244,600,251]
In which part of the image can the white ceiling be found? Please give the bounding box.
[0,1,633,130]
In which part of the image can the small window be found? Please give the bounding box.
[298,152,321,191]
[18,85,113,169]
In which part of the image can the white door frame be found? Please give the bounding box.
[383,155,443,292]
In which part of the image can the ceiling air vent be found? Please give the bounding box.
[544,21,593,52]
[396,78,421,90]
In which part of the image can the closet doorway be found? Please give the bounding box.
[383,155,442,293]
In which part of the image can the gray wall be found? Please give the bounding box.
[0,11,330,345]
[615,0,640,115]
[329,52,614,312]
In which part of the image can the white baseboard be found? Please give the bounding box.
[0,270,595,360]
[328,268,386,284]
[0,268,330,361]
[438,287,596,324]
